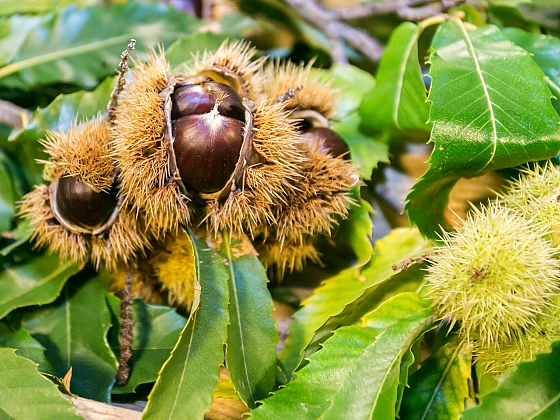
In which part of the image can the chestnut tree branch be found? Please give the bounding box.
[284,0,461,63]
[0,99,32,129]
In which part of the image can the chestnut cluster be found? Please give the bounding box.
[20,40,359,310]
[112,40,359,280]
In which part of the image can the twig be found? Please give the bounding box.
[107,39,135,122]
[284,0,384,63]
[0,99,32,129]
[115,265,135,385]
[398,3,457,20]
[330,0,436,20]
[284,0,461,63]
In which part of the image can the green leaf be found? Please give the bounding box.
[0,321,54,375]
[303,264,429,363]
[8,76,115,188]
[396,336,420,415]
[489,0,530,5]
[0,2,202,89]
[502,28,560,115]
[332,114,389,181]
[463,340,560,419]
[167,32,230,71]
[0,348,81,420]
[0,219,32,258]
[21,271,118,402]
[0,252,80,320]
[251,293,433,419]
[0,0,101,16]
[336,196,374,268]
[108,297,188,395]
[222,239,277,408]
[279,227,431,379]
[328,63,376,119]
[0,151,23,233]
[143,232,229,420]
[405,20,560,238]
[400,343,471,420]
[359,21,431,139]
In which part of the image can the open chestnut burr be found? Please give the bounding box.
[253,60,360,277]
[112,40,308,241]
[19,118,150,270]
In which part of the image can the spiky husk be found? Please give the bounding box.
[89,207,150,270]
[427,202,560,350]
[256,236,322,279]
[207,100,307,238]
[149,231,196,311]
[40,118,114,192]
[109,260,169,306]
[20,117,150,269]
[19,185,90,264]
[112,51,190,237]
[189,39,266,99]
[268,140,359,246]
[500,162,560,247]
[19,184,149,270]
[474,298,560,373]
[262,60,338,118]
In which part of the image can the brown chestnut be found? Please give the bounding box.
[52,175,119,232]
[302,127,350,159]
[171,82,245,122]
[171,81,246,194]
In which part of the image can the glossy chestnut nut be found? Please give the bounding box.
[171,81,245,122]
[302,127,350,160]
[54,175,119,231]
[171,81,246,194]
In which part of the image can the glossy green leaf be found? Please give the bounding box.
[8,76,115,187]
[502,28,560,114]
[400,343,471,420]
[251,293,433,419]
[0,252,80,320]
[405,20,560,238]
[143,233,229,420]
[280,227,431,378]
[359,22,431,139]
[0,151,23,233]
[0,2,202,89]
[332,114,389,181]
[21,271,118,402]
[0,348,81,420]
[0,321,54,375]
[463,340,560,419]
[222,241,277,408]
[303,264,429,363]
[108,297,188,395]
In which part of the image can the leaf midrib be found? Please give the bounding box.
[225,237,255,407]
[0,35,131,79]
[419,343,462,420]
[392,26,421,129]
[456,18,497,167]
